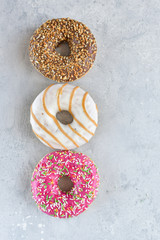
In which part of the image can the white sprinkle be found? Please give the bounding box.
[38,223,43,228]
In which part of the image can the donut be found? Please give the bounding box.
[30,83,98,150]
[29,18,97,82]
[31,151,100,218]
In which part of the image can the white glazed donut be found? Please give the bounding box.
[30,84,98,150]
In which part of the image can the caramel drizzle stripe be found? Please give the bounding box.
[30,106,68,150]
[32,129,55,149]
[68,86,80,113]
[57,83,68,111]
[69,86,94,136]
[82,92,98,127]
[58,85,88,143]
[68,124,88,142]
[43,85,79,148]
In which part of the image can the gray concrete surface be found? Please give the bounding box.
[1,0,160,239]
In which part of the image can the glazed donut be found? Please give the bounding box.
[31,151,100,218]
[30,84,98,150]
[29,18,97,82]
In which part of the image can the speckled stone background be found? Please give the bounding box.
[1,0,160,239]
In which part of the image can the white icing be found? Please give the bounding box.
[30,84,98,149]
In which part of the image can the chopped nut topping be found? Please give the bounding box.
[29,18,97,82]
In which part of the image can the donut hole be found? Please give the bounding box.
[56,110,73,125]
[55,41,71,56]
[58,175,74,192]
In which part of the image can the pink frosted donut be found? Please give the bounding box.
[31,151,100,218]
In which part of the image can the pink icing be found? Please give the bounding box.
[31,150,100,218]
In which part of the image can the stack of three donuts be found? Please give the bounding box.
[30,18,99,218]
